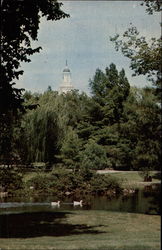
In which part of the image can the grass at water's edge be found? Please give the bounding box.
[0,210,161,250]
[101,171,161,189]
[11,170,159,198]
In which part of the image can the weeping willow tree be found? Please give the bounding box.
[21,91,69,163]
[21,90,90,164]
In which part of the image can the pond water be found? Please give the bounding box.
[0,185,160,238]
[0,185,160,215]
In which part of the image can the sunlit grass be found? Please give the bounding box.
[0,210,160,250]
[106,171,161,189]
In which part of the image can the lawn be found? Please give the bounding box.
[99,171,161,189]
[0,209,160,250]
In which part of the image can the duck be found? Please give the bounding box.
[73,200,83,206]
[51,201,60,207]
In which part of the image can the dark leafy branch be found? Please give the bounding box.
[0,0,69,114]
[141,0,162,14]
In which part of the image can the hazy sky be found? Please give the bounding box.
[16,1,161,94]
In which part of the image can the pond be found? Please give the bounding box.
[0,185,160,239]
[0,185,160,215]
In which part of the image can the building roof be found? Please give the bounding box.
[63,60,70,72]
[63,66,70,73]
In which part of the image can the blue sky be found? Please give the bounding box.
[16,1,161,94]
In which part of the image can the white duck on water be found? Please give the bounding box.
[51,201,60,207]
[73,200,83,207]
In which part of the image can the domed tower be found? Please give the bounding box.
[59,61,74,94]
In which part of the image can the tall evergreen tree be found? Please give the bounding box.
[89,63,130,126]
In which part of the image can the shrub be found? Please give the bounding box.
[0,166,23,192]
[90,174,122,194]
[25,167,122,195]
[80,140,108,170]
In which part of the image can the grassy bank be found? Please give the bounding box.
[0,210,160,250]
[98,171,161,189]
[2,169,160,198]
[24,170,161,187]
[18,169,123,197]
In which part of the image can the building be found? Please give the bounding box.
[59,61,74,94]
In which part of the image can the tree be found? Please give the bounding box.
[80,139,108,171]
[109,2,161,171]
[89,63,130,126]
[20,91,68,164]
[110,26,161,90]
[0,0,69,165]
[1,0,69,115]
[0,166,23,192]
[87,64,130,169]
[18,90,89,165]
[141,0,162,14]
[59,128,83,171]
[132,88,161,170]
[120,87,161,171]
[47,86,52,92]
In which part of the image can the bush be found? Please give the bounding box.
[80,140,108,170]
[90,174,122,193]
[25,167,122,195]
[26,168,83,193]
[0,166,23,192]
[26,173,57,193]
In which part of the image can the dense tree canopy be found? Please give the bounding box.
[108,0,161,170]
[89,63,130,126]
[0,0,161,173]
[0,0,69,165]
[4,63,159,171]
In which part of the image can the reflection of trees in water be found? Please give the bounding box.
[152,172,161,180]
[121,189,144,214]
[143,184,161,215]
[120,187,160,215]
[1,187,160,216]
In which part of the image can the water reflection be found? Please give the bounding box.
[0,184,160,215]
[143,184,161,215]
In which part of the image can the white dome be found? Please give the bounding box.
[63,66,70,73]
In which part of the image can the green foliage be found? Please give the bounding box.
[0,167,23,192]
[1,1,161,193]
[110,25,162,99]
[89,63,130,125]
[141,0,162,14]
[1,62,161,177]
[26,167,122,195]
[26,173,55,193]
[0,111,23,165]
[21,91,68,163]
[59,128,83,170]
[120,87,161,170]
[0,0,69,170]
[20,90,91,165]
[86,64,132,170]
[90,174,122,193]
[80,140,108,170]
[110,7,161,169]
[1,0,69,115]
